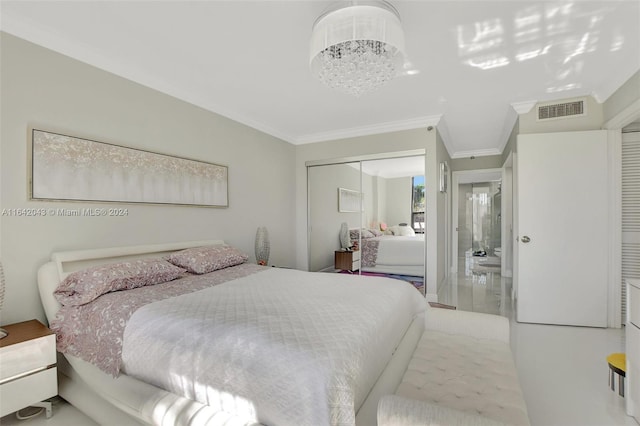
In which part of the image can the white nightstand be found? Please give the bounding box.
[0,320,57,418]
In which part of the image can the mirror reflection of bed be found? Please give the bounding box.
[307,154,426,294]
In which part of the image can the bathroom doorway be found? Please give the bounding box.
[451,169,502,276]
[458,182,502,275]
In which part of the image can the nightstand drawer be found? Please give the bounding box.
[0,334,56,382]
[0,367,57,417]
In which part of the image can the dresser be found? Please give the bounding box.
[628,279,640,422]
[335,249,360,272]
[0,320,57,418]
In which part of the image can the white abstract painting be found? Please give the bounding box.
[31,129,228,207]
[338,187,363,213]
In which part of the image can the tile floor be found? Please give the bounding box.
[2,270,636,426]
[439,268,636,426]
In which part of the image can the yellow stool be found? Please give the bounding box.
[607,353,626,397]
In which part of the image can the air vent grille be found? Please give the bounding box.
[537,100,585,121]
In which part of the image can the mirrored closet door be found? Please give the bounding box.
[307,153,426,294]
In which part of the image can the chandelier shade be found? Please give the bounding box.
[309,1,405,97]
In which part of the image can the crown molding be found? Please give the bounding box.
[510,100,537,115]
[450,147,503,159]
[294,115,442,145]
[0,14,297,145]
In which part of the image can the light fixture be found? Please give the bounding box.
[309,1,406,97]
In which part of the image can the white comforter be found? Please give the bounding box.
[121,267,424,426]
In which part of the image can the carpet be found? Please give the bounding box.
[339,270,424,291]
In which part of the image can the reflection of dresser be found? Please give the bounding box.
[628,279,640,423]
[335,250,360,272]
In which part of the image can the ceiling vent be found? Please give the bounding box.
[537,98,586,121]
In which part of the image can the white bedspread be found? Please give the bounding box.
[374,235,424,266]
[121,267,424,426]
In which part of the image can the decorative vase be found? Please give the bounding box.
[255,227,270,266]
[339,222,350,249]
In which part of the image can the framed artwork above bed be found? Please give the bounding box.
[30,129,229,207]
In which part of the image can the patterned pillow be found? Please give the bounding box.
[167,245,248,274]
[369,228,383,237]
[54,258,186,306]
[350,228,375,241]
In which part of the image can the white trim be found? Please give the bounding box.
[608,130,622,328]
[0,14,297,145]
[511,100,537,115]
[450,148,502,159]
[295,115,442,145]
[602,97,640,328]
[603,99,640,130]
[450,168,503,273]
[305,149,425,167]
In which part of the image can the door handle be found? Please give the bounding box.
[521,236,531,243]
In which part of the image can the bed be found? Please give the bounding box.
[37,240,426,426]
[359,234,425,277]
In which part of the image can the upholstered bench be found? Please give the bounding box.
[378,306,530,426]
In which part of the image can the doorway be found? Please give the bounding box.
[451,169,502,275]
[457,181,502,276]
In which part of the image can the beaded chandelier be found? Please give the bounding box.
[309,1,406,97]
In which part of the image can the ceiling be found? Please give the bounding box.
[1,1,639,158]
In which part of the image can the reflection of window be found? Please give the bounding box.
[412,176,425,233]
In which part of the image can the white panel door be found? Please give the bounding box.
[517,130,608,327]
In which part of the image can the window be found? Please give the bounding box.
[412,176,425,233]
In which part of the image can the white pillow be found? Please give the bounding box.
[392,225,415,236]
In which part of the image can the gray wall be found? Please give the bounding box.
[0,33,296,324]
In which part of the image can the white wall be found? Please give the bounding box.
[426,129,452,292]
[0,33,296,325]
[308,163,362,271]
[384,177,412,226]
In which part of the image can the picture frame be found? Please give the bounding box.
[30,129,229,207]
[338,187,363,212]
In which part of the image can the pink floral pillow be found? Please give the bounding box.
[167,245,249,274]
[54,258,186,306]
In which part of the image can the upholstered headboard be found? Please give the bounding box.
[37,239,225,324]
